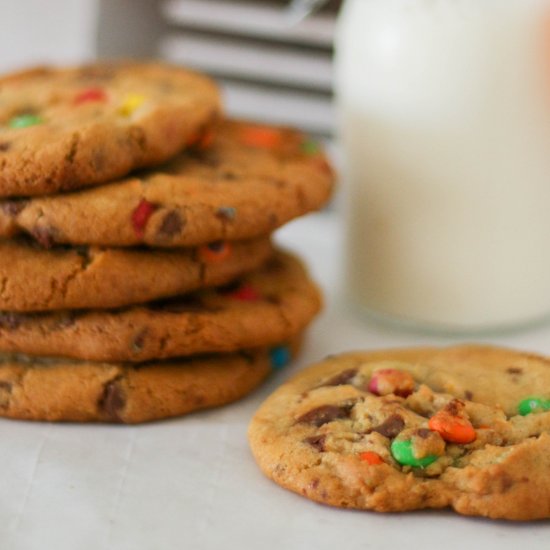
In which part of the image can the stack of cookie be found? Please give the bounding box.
[0,62,334,423]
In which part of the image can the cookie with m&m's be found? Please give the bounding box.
[0,62,220,197]
[249,345,550,521]
[0,119,334,247]
[0,250,321,362]
[0,335,301,424]
[0,236,272,311]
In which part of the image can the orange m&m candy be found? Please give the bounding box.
[199,241,232,264]
[428,410,476,444]
[359,451,384,465]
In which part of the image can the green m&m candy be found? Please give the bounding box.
[301,139,320,156]
[9,114,43,129]
[518,397,550,416]
[391,439,438,468]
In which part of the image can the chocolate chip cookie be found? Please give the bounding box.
[0,120,334,247]
[249,345,550,521]
[0,236,272,311]
[0,250,321,362]
[0,336,300,423]
[0,62,221,197]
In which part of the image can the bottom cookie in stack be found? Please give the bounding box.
[0,337,301,424]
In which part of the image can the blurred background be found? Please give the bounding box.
[1,0,342,137]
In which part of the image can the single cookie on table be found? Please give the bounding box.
[0,250,321,362]
[0,336,300,423]
[0,236,272,311]
[0,62,221,197]
[249,345,550,521]
[0,119,334,248]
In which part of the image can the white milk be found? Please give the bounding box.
[336,0,550,331]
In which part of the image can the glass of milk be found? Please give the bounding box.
[336,0,550,332]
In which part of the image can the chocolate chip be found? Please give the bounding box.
[304,434,326,452]
[220,170,238,180]
[0,142,11,152]
[497,473,515,493]
[507,367,523,375]
[1,200,26,217]
[372,414,405,438]
[0,381,12,392]
[464,390,474,400]
[31,226,56,249]
[415,428,432,439]
[444,399,463,416]
[55,313,76,329]
[297,404,352,427]
[216,206,236,221]
[0,312,22,330]
[132,329,147,353]
[98,379,126,422]
[265,294,281,305]
[158,210,184,237]
[321,369,358,387]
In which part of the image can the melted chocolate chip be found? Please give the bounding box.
[220,170,238,180]
[132,329,147,353]
[372,414,405,438]
[158,210,184,237]
[216,206,237,221]
[507,367,523,375]
[444,399,462,416]
[265,294,282,305]
[31,226,57,249]
[0,381,12,392]
[0,142,11,152]
[99,379,126,422]
[415,428,432,439]
[464,390,474,401]
[1,200,27,217]
[304,434,326,452]
[322,369,358,387]
[0,313,22,330]
[297,404,352,427]
[55,313,76,329]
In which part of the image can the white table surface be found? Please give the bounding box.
[2,212,549,550]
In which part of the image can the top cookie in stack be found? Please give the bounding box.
[0,61,335,423]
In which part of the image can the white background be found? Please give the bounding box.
[0,1,97,72]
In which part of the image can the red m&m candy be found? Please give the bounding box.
[75,88,107,105]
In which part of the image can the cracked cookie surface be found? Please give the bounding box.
[0,119,334,247]
[0,62,220,197]
[0,236,272,311]
[248,346,550,520]
[0,250,321,362]
[0,335,301,423]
